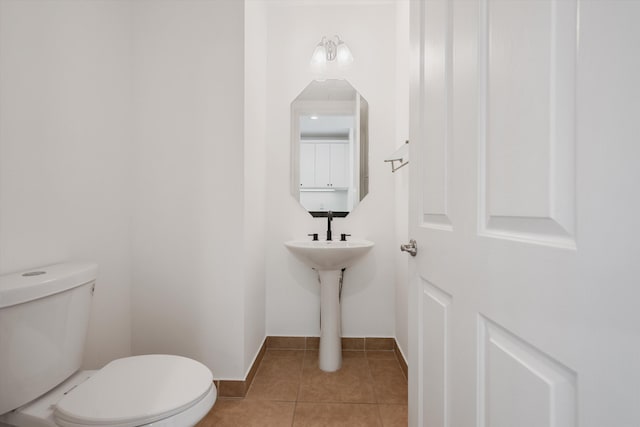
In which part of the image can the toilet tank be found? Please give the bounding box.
[0,262,97,415]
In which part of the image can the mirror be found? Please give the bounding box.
[290,80,369,217]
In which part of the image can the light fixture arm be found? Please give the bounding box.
[325,38,337,61]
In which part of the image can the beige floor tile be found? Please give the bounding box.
[202,348,408,425]
[366,350,398,360]
[368,359,408,404]
[293,402,382,427]
[263,349,306,360]
[341,350,366,359]
[298,350,376,403]
[378,404,408,427]
[197,399,295,427]
[246,350,304,401]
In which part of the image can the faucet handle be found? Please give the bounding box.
[308,233,319,241]
[340,233,351,241]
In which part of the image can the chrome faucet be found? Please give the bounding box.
[326,211,333,241]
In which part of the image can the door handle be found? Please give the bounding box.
[400,239,418,256]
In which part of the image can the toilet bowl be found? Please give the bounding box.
[0,263,216,427]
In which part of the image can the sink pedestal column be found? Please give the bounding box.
[318,269,342,372]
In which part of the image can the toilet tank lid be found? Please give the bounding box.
[0,262,98,308]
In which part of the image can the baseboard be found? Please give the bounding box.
[216,335,408,398]
[265,336,396,351]
[393,340,408,379]
[216,338,267,398]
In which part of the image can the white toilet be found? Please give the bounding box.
[0,262,216,427]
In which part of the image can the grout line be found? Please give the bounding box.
[291,348,308,427]
[364,349,380,405]
[296,349,306,402]
[375,402,386,427]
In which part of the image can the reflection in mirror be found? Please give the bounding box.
[290,80,369,217]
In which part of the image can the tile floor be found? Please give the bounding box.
[197,349,408,426]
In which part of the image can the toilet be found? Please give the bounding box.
[0,262,216,427]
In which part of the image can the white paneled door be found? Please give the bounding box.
[407,1,640,426]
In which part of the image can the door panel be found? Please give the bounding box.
[300,143,316,187]
[315,144,331,187]
[330,143,348,188]
[408,1,640,426]
[420,280,452,427]
[421,0,453,230]
[478,0,577,248]
[478,316,577,427]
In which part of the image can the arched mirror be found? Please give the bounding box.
[290,79,369,217]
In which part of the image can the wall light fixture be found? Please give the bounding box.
[310,35,354,67]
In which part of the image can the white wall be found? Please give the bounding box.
[0,0,404,380]
[394,0,410,359]
[244,0,268,373]
[263,1,399,338]
[0,0,133,369]
[130,0,261,380]
[0,0,264,381]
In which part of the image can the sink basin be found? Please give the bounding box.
[284,239,374,271]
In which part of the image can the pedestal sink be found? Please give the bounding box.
[284,239,374,372]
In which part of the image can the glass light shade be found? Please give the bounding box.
[336,41,353,64]
[310,43,327,66]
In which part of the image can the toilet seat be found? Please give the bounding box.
[53,355,214,427]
